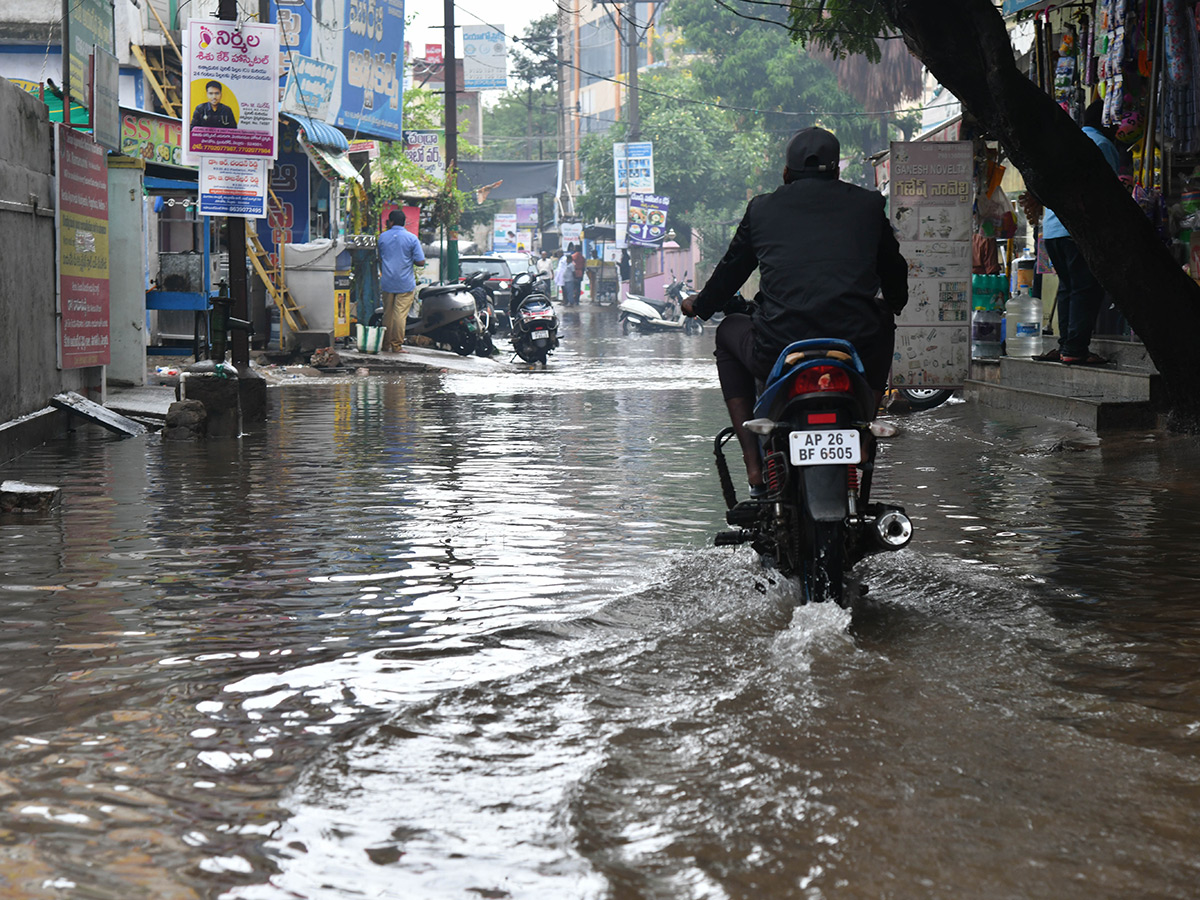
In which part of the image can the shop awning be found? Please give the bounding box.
[282,113,350,153]
[297,131,364,186]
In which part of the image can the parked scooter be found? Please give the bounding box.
[619,276,703,335]
[370,280,483,356]
[509,271,559,364]
[459,270,499,356]
[711,336,912,607]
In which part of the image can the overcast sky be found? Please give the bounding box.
[405,0,556,59]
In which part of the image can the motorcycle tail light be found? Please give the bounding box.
[788,365,852,397]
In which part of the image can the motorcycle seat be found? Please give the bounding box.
[421,284,464,297]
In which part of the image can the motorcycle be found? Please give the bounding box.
[619,277,703,335]
[509,271,559,364]
[459,270,499,356]
[712,337,913,607]
[370,280,483,356]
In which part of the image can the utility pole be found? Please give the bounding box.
[217,0,249,366]
[625,1,644,295]
[443,0,459,281]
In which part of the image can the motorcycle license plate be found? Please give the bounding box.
[789,429,861,466]
[531,330,549,339]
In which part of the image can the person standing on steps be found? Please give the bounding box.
[1021,99,1120,367]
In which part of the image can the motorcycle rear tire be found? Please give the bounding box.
[621,318,633,335]
[514,337,548,364]
[684,318,702,336]
[801,520,846,607]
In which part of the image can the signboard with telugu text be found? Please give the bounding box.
[626,193,669,247]
[281,53,338,120]
[56,125,110,369]
[183,19,280,160]
[463,29,506,91]
[404,130,444,181]
[199,157,269,217]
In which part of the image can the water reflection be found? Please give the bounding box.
[2,310,1200,897]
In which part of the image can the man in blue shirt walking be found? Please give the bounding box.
[378,210,426,353]
[1024,100,1122,366]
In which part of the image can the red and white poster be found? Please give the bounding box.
[56,125,110,369]
[183,19,280,160]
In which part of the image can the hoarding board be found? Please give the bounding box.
[626,193,669,247]
[889,140,974,388]
[183,19,280,159]
[199,157,270,217]
[57,125,110,369]
[67,0,114,108]
[463,29,506,91]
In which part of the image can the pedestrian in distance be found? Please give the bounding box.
[377,210,426,353]
[682,126,908,495]
[553,249,568,301]
[1020,99,1120,367]
[618,248,631,301]
[570,243,586,306]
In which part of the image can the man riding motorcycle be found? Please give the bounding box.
[682,127,908,496]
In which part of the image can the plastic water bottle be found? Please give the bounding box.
[1005,287,1044,357]
[971,307,1003,358]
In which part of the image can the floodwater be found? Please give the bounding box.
[2,306,1200,899]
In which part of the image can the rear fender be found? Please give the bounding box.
[801,465,849,522]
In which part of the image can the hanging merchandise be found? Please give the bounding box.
[1054,24,1081,117]
[1161,1,1200,154]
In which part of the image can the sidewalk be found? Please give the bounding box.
[107,345,507,422]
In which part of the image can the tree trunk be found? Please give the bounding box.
[883,0,1200,431]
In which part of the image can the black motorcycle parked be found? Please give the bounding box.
[509,271,559,364]
[459,270,499,357]
[713,337,912,607]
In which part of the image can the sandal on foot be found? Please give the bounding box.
[1061,353,1109,366]
[1031,348,1062,362]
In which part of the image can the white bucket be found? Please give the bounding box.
[356,323,384,354]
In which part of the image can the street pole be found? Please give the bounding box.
[218,0,249,366]
[626,1,644,295]
[443,0,459,281]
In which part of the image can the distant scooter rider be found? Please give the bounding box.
[681,127,908,495]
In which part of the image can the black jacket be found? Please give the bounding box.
[191,102,237,129]
[693,175,907,370]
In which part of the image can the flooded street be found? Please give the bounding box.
[2,305,1200,899]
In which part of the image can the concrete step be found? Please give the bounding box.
[963,379,1160,432]
[996,356,1162,405]
[1089,336,1156,371]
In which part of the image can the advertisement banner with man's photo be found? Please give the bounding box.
[183,19,280,159]
[888,140,974,388]
[626,193,670,247]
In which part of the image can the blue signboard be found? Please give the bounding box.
[336,0,404,140]
[268,0,405,142]
[257,122,310,257]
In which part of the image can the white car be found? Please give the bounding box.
[496,252,536,276]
